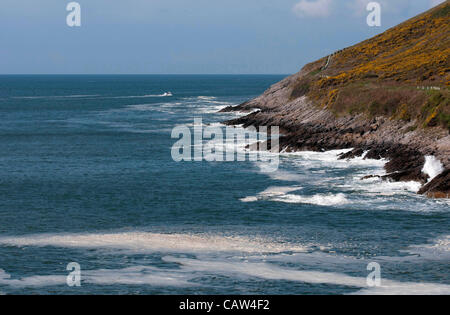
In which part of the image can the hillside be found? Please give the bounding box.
[294,1,450,130]
[221,2,450,198]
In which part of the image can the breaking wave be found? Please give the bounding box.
[240,186,350,207]
[422,156,444,182]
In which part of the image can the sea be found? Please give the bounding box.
[0,75,448,295]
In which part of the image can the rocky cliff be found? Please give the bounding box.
[221,2,450,198]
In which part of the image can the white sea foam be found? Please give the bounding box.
[241,184,349,207]
[164,256,365,287]
[165,96,237,114]
[350,177,423,195]
[196,103,234,114]
[164,257,450,295]
[240,186,302,203]
[195,102,237,114]
[265,169,306,182]
[0,266,193,288]
[202,123,270,157]
[255,251,359,265]
[84,266,192,287]
[271,193,350,206]
[2,256,449,294]
[353,282,450,295]
[403,235,450,260]
[197,96,217,100]
[1,232,448,293]
[232,108,261,116]
[251,146,438,208]
[286,149,387,170]
[422,156,444,182]
[280,148,426,198]
[240,196,259,202]
[0,269,66,288]
[0,232,308,254]
[258,186,303,196]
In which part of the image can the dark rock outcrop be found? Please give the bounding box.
[220,81,448,198]
[418,170,450,198]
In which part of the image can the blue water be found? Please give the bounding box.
[0,75,448,295]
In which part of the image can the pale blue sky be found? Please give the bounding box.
[0,0,444,74]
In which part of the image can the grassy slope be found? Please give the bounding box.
[290,1,450,130]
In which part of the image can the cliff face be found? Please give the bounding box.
[221,2,450,198]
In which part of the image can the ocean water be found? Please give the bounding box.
[0,75,448,295]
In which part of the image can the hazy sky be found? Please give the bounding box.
[0,0,445,74]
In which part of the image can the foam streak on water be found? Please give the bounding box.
[0,232,308,254]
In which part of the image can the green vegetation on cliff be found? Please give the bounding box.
[291,1,450,130]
